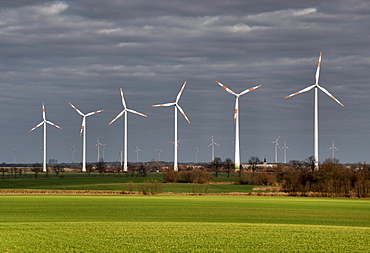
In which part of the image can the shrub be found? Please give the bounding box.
[126,181,135,194]
[237,173,276,185]
[138,180,163,195]
[163,169,179,183]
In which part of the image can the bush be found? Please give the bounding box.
[278,162,370,198]
[163,169,213,184]
[237,173,276,185]
[179,170,213,184]
[126,181,135,194]
[190,184,209,195]
[163,169,179,183]
[138,180,162,195]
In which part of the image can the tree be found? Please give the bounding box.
[86,164,94,175]
[0,167,8,180]
[96,158,106,176]
[53,164,64,177]
[210,157,222,177]
[137,163,147,177]
[223,158,234,177]
[305,156,316,171]
[248,156,261,176]
[31,163,42,179]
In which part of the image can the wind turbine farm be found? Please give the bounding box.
[3,3,370,252]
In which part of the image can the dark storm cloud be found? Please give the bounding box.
[1,0,370,164]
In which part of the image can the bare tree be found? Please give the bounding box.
[248,156,261,176]
[86,164,94,175]
[31,163,42,179]
[96,158,106,176]
[305,156,316,171]
[210,157,222,177]
[53,164,64,177]
[223,158,234,177]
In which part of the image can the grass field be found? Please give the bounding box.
[0,175,260,194]
[0,195,369,252]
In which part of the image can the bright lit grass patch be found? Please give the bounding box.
[0,196,369,252]
[0,222,369,252]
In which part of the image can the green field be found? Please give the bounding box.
[0,176,259,194]
[0,195,369,252]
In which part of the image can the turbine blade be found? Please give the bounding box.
[69,103,85,116]
[318,85,344,106]
[127,109,147,117]
[239,85,262,96]
[284,84,316,99]
[152,102,175,107]
[80,118,85,136]
[315,52,323,85]
[86,110,104,117]
[176,104,191,124]
[120,88,127,109]
[175,81,187,103]
[29,121,44,132]
[109,110,125,125]
[46,120,62,129]
[42,103,46,120]
[233,97,239,123]
[215,80,237,96]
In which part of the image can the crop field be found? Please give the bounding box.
[0,176,259,194]
[0,195,369,252]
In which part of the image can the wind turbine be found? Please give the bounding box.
[116,150,123,166]
[327,140,339,160]
[69,103,104,172]
[135,146,141,162]
[192,145,200,163]
[281,140,291,164]
[284,52,344,169]
[67,144,77,163]
[109,88,147,172]
[155,148,163,161]
[207,136,219,162]
[269,136,280,163]
[101,142,108,161]
[215,80,262,171]
[152,81,191,171]
[94,138,103,162]
[29,103,62,172]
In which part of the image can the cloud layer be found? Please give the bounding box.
[1,1,370,164]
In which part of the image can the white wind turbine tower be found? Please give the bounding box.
[29,103,62,172]
[207,136,219,162]
[94,138,103,162]
[155,148,163,161]
[281,141,291,164]
[101,142,108,161]
[327,140,339,160]
[109,88,147,172]
[284,52,344,169]
[152,82,191,171]
[67,144,77,163]
[69,103,104,172]
[135,146,141,162]
[192,145,200,163]
[215,81,262,171]
[269,136,280,163]
[116,150,123,167]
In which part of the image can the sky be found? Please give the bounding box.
[1,0,370,165]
